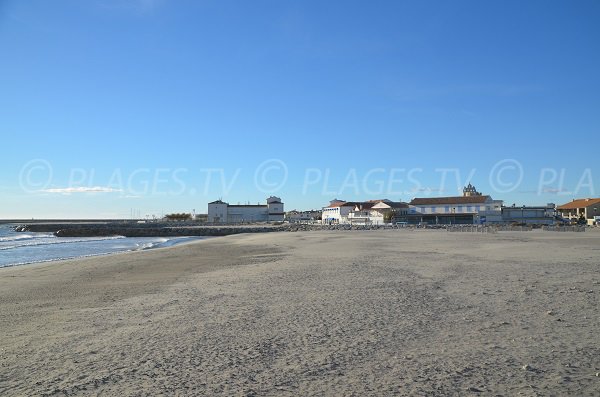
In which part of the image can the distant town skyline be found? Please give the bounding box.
[1,0,599,218]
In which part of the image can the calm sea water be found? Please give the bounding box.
[0,224,204,268]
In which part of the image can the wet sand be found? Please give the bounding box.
[1,230,599,396]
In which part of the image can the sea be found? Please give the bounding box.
[0,224,204,268]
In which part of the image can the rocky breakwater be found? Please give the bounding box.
[14,222,402,237]
[15,223,289,238]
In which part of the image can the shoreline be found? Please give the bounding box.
[0,234,210,270]
[3,226,598,270]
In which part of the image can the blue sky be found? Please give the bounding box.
[1,0,599,218]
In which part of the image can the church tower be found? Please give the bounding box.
[463,183,482,197]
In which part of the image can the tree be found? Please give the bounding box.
[164,213,192,221]
[384,210,398,223]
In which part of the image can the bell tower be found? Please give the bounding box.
[463,183,481,197]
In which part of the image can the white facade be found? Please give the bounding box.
[322,199,408,224]
[410,200,502,215]
[208,201,228,223]
[208,196,284,223]
[409,184,503,223]
[321,200,354,224]
[348,201,409,224]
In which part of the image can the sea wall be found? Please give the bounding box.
[13,222,399,237]
[14,223,287,237]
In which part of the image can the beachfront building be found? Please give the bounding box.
[557,198,600,225]
[501,204,556,225]
[408,184,503,224]
[322,199,409,224]
[321,199,356,224]
[207,196,284,223]
[347,200,409,225]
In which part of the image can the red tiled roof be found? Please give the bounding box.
[326,201,352,208]
[557,198,600,210]
[410,196,490,205]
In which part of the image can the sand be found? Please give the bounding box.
[1,229,599,396]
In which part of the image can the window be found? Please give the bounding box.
[431,206,436,213]
[467,206,472,212]
[445,206,450,213]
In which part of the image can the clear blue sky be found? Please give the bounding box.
[1,0,599,218]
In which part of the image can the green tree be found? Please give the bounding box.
[165,213,192,221]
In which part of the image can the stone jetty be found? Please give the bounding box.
[14,222,289,237]
[13,222,401,237]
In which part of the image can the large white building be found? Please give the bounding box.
[408,184,503,224]
[207,196,284,223]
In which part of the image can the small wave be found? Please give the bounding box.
[136,242,159,250]
[0,235,126,251]
[133,237,205,251]
[0,233,55,242]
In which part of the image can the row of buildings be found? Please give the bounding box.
[206,185,600,226]
[321,184,600,226]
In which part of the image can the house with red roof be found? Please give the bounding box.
[321,199,409,224]
[557,198,600,225]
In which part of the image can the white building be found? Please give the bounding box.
[322,199,409,224]
[322,199,355,224]
[347,200,409,225]
[207,196,284,223]
[409,184,503,224]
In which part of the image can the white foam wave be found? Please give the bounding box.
[0,233,55,242]
[0,235,126,251]
[135,238,169,250]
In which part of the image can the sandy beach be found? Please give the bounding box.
[1,229,599,396]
